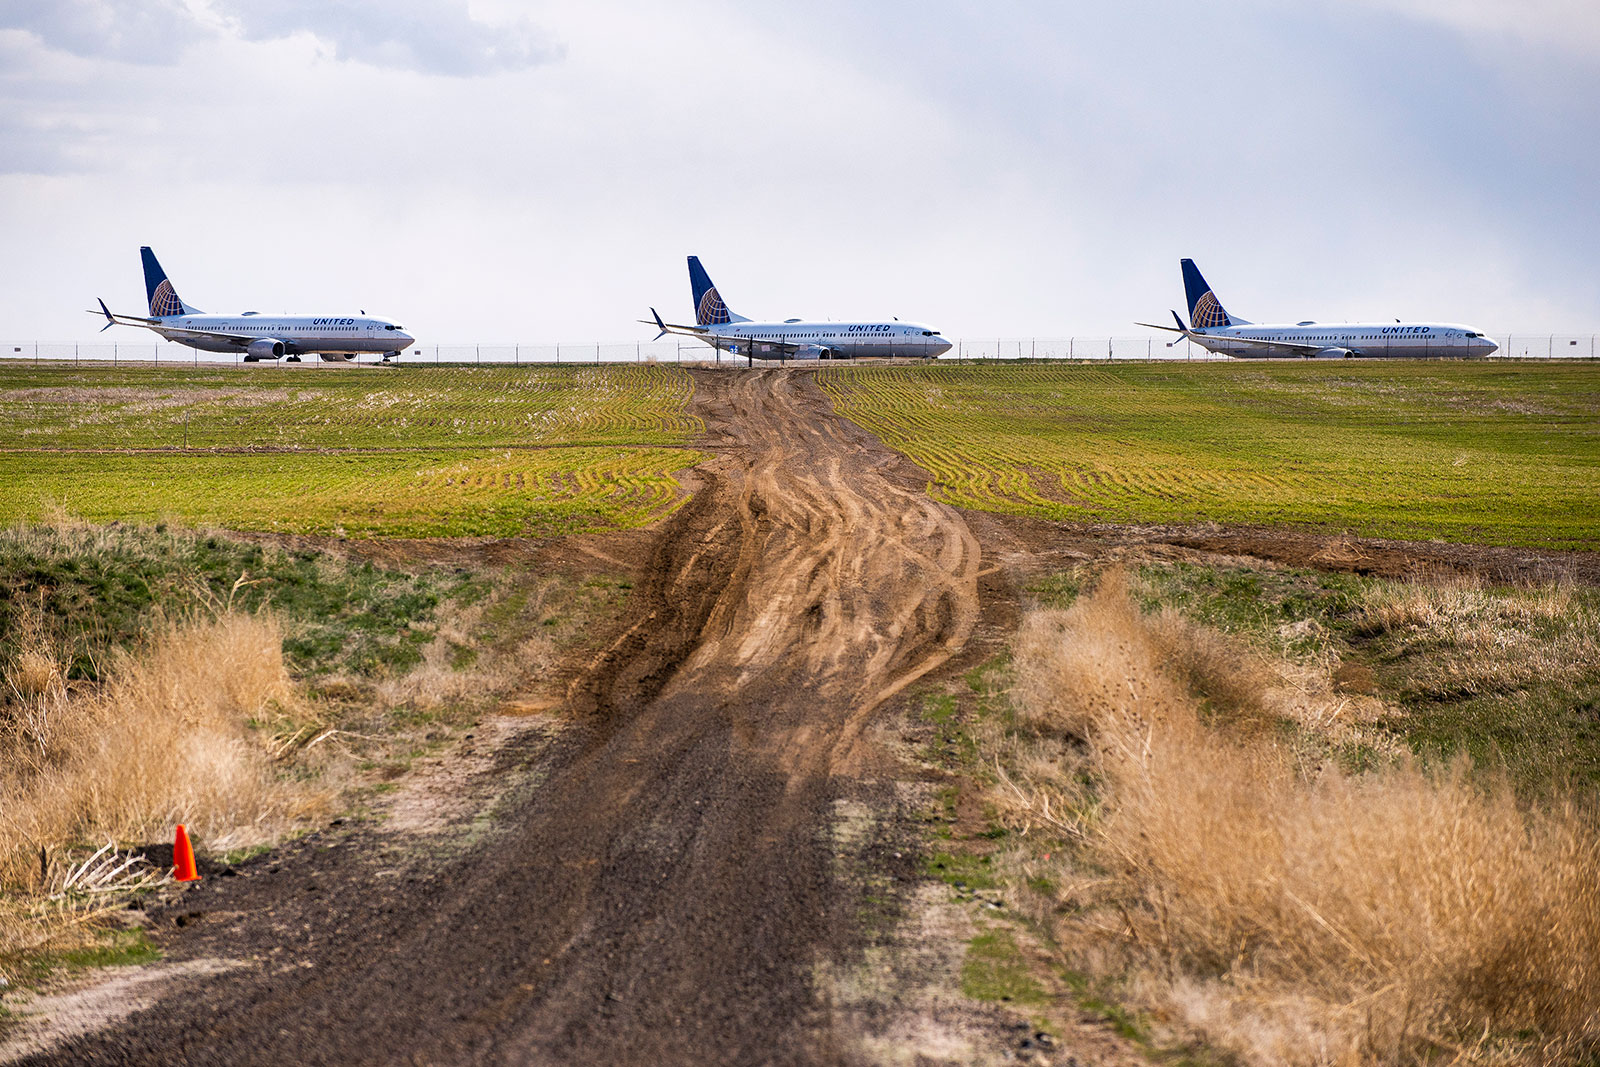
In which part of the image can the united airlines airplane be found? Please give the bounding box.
[1139,259,1498,359]
[92,247,415,362]
[644,257,952,363]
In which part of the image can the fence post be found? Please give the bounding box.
[515,345,520,365]
[596,343,600,364]
[1548,335,1554,360]
[556,344,561,365]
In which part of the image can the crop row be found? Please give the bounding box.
[0,363,703,452]
[0,446,704,539]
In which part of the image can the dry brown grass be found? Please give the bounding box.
[1353,574,1598,699]
[1001,572,1600,1065]
[1,612,330,894]
[1,602,71,768]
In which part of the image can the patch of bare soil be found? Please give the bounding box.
[1163,524,1600,584]
[0,960,242,1062]
[961,511,1600,588]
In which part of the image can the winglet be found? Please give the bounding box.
[96,298,115,332]
[1134,312,1188,335]
[651,307,667,341]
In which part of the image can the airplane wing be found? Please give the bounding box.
[1190,334,1336,357]
[128,322,259,346]
[737,337,805,356]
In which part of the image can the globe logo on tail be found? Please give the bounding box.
[696,287,732,326]
[1192,291,1228,329]
[150,279,182,318]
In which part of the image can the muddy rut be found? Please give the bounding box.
[16,368,981,1066]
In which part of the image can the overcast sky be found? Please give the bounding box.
[2,0,1596,344]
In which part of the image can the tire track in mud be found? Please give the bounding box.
[12,367,981,1067]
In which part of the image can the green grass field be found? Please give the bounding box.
[0,364,704,537]
[820,361,1600,549]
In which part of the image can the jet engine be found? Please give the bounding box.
[1314,347,1355,359]
[319,353,356,362]
[244,338,286,362]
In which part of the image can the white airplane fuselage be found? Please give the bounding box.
[153,313,415,358]
[1186,322,1499,359]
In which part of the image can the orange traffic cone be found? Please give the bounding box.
[173,824,201,882]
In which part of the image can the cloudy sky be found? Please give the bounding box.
[2,0,1596,344]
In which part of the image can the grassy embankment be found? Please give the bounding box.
[821,361,1600,549]
[0,521,631,991]
[926,560,1600,1065]
[0,363,705,537]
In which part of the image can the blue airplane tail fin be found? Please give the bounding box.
[141,246,200,317]
[1181,258,1234,328]
[687,256,747,325]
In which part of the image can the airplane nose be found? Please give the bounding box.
[1477,336,1499,357]
[934,337,953,356]
[397,332,415,349]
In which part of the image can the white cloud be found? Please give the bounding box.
[0,0,198,62]
[209,0,560,76]
[0,0,560,75]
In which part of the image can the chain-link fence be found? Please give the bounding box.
[2,334,1596,365]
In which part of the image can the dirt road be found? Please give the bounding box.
[12,368,982,1065]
